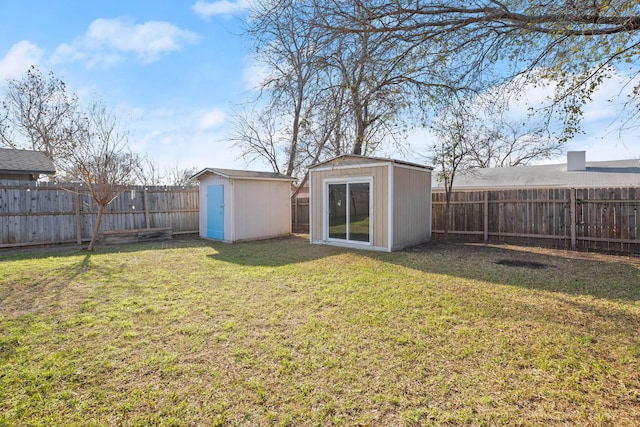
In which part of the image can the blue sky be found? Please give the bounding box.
[1,1,639,175]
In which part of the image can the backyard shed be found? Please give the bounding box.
[192,168,294,243]
[309,155,432,252]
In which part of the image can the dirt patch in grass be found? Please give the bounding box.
[495,259,549,269]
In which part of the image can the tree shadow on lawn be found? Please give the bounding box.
[375,241,640,303]
[0,236,209,305]
[0,234,207,261]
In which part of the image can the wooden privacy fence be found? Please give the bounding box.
[0,180,199,248]
[292,197,309,233]
[433,187,640,253]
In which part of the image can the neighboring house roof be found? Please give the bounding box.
[191,167,294,181]
[309,154,433,170]
[0,148,56,176]
[433,156,640,190]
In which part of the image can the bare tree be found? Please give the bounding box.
[233,0,437,182]
[230,106,286,174]
[163,163,198,187]
[428,98,472,242]
[236,0,329,176]
[460,95,564,168]
[59,100,141,251]
[429,90,563,241]
[318,0,640,139]
[0,66,79,164]
[321,2,431,156]
[134,156,163,186]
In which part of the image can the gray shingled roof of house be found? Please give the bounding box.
[432,158,640,189]
[191,167,294,181]
[0,148,56,174]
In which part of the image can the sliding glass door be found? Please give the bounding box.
[327,181,371,243]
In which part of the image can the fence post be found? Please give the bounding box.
[143,188,151,229]
[483,191,489,242]
[570,188,576,249]
[75,192,82,245]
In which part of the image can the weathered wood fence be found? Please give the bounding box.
[6,180,640,254]
[433,187,640,253]
[0,180,199,248]
[292,197,309,233]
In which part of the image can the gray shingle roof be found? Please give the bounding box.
[433,159,640,189]
[191,168,294,181]
[0,148,56,175]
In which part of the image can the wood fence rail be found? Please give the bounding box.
[433,187,640,253]
[0,180,199,248]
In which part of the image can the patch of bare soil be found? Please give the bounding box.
[495,259,549,269]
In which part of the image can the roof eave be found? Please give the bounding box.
[190,168,294,182]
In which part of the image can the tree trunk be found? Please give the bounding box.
[444,184,452,243]
[286,86,305,176]
[352,113,366,155]
[87,203,106,251]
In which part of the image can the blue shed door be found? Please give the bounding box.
[206,185,224,239]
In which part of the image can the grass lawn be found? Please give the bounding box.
[1,235,639,426]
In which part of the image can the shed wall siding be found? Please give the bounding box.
[310,165,388,249]
[392,166,432,249]
[232,179,292,241]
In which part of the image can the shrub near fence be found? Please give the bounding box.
[0,180,199,248]
[433,187,640,253]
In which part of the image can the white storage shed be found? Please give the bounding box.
[192,168,294,243]
[309,155,432,252]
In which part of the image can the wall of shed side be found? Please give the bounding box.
[310,165,388,250]
[392,166,432,250]
[232,179,291,241]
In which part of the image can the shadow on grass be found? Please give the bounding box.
[208,235,640,302]
[372,240,640,303]
[206,235,348,267]
[0,234,207,261]
[2,233,638,303]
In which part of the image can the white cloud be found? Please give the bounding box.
[0,41,43,79]
[51,18,199,67]
[198,108,227,130]
[192,0,249,18]
[242,62,270,91]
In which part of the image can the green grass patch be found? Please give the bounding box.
[1,236,639,426]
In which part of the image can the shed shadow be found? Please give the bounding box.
[206,234,347,267]
[372,241,640,303]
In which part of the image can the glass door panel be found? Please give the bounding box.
[327,181,371,243]
[348,182,370,242]
[328,184,347,239]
